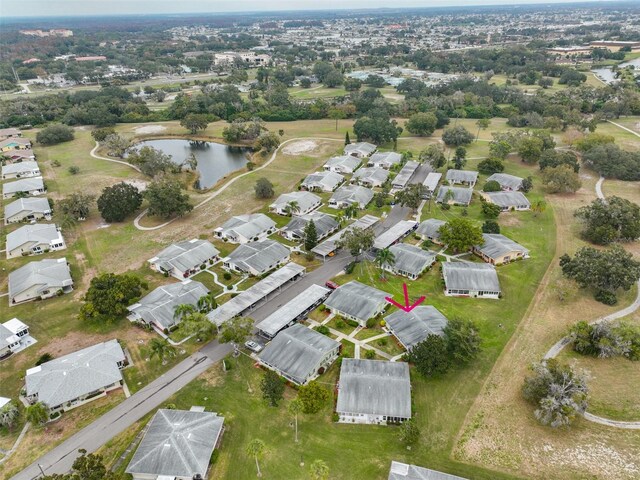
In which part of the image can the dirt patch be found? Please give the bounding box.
[74,251,97,295]
[134,125,167,135]
[36,331,111,359]
[282,140,318,155]
[499,212,522,227]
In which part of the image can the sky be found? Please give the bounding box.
[1,0,616,18]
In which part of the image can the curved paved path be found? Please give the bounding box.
[89,142,142,173]
[133,136,343,231]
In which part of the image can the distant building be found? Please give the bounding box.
[269,191,321,216]
[486,173,524,191]
[324,155,361,174]
[345,142,377,158]
[300,171,344,192]
[590,40,640,52]
[223,239,290,276]
[74,56,107,62]
[352,167,390,188]
[436,186,473,206]
[20,29,73,37]
[481,191,530,211]
[473,233,529,265]
[445,169,478,187]
[329,185,374,209]
[281,212,339,242]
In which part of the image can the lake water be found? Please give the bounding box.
[134,139,250,189]
[591,57,640,85]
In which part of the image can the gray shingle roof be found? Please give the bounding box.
[2,161,39,177]
[282,213,338,240]
[8,258,72,300]
[388,461,468,480]
[324,281,390,322]
[330,185,374,208]
[385,306,448,350]
[345,142,377,157]
[374,220,418,250]
[216,213,276,240]
[352,167,390,186]
[3,176,44,196]
[4,197,50,220]
[301,171,344,191]
[442,262,500,293]
[269,191,320,214]
[150,239,219,274]
[225,239,290,274]
[445,169,478,184]
[392,161,420,188]
[486,173,524,190]
[436,186,473,205]
[475,234,529,261]
[324,155,361,172]
[483,191,531,209]
[127,280,209,330]
[416,219,446,241]
[258,324,339,384]
[6,224,62,254]
[369,151,402,168]
[126,409,224,478]
[25,339,124,408]
[388,243,436,277]
[337,359,411,418]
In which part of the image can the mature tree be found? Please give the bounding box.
[25,402,48,426]
[482,220,500,233]
[353,114,401,145]
[575,197,640,245]
[288,398,304,443]
[219,316,253,345]
[375,248,396,280]
[256,132,281,153]
[91,127,115,142]
[337,226,375,261]
[442,125,474,147]
[453,146,467,170]
[145,178,193,218]
[197,293,217,313]
[97,182,143,222]
[180,312,215,340]
[560,245,640,304]
[475,118,491,142]
[482,180,502,192]
[254,177,275,199]
[328,107,347,131]
[41,452,125,480]
[439,218,484,253]
[539,150,580,173]
[310,459,330,480]
[444,317,481,365]
[570,321,632,359]
[261,370,285,407]
[180,113,209,134]
[37,124,74,145]
[397,418,420,446]
[297,381,330,414]
[407,334,451,377]
[0,402,20,430]
[304,219,319,251]
[149,338,176,363]
[58,193,94,221]
[405,112,437,136]
[541,165,582,193]
[419,144,446,169]
[582,143,640,181]
[246,439,266,477]
[575,132,615,153]
[522,359,589,428]
[395,183,427,211]
[489,139,512,160]
[481,201,501,219]
[345,131,351,145]
[80,273,147,322]
[517,136,544,164]
[103,134,131,158]
[477,158,504,175]
[128,146,176,177]
[323,69,344,88]
[521,176,533,193]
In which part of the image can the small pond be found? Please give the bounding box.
[133,139,251,189]
[592,57,640,85]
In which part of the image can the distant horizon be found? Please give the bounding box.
[1,0,631,20]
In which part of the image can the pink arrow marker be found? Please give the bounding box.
[385,283,425,312]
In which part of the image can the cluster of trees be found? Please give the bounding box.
[570,320,640,361]
[438,218,484,253]
[79,273,147,323]
[36,124,75,145]
[41,451,127,480]
[575,196,640,245]
[97,182,143,223]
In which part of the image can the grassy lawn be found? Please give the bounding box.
[369,335,405,357]
[192,271,224,296]
[327,317,358,336]
[339,339,356,359]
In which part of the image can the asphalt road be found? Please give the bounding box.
[13,162,428,479]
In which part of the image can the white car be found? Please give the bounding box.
[245,340,263,353]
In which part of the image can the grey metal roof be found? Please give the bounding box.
[388,461,468,480]
[392,161,420,188]
[416,219,446,241]
[8,258,72,300]
[422,172,442,192]
[483,191,531,209]
[475,233,529,260]
[374,220,417,250]
[442,262,500,292]
[3,176,44,196]
[369,151,402,168]
[311,215,380,257]
[301,171,344,191]
[6,224,62,254]
[486,173,523,190]
[207,263,305,326]
[216,213,276,240]
[281,213,338,240]
[385,306,448,350]
[345,142,377,157]
[330,185,374,207]
[256,284,331,337]
[150,239,219,273]
[336,359,411,418]
[324,281,390,321]
[324,155,361,172]
[352,167,390,186]
[445,169,478,184]
[388,243,436,277]
[4,197,50,220]
[436,186,472,205]
[258,324,339,384]
[269,191,320,213]
[126,409,224,478]
[225,239,290,273]
[25,339,124,408]
[127,280,209,330]
[2,161,39,177]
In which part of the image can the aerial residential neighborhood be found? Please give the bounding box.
[1,1,640,479]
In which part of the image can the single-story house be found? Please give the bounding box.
[0,137,31,152]
[391,161,420,190]
[324,281,390,326]
[0,318,31,359]
[269,191,321,216]
[473,233,530,265]
[214,213,277,243]
[344,142,377,158]
[258,324,340,385]
[2,149,36,163]
[1,161,40,180]
[256,284,331,338]
[223,239,290,276]
[0,128,22,140]
[481,191,531,211]
[486,173,524,191]
[324,155,361,174]
[4,197,51,224]
[336,359,411,424]
[127,280,209,332]
[281,212,339,242]
[442,262,501,299]
[352,167,390,188]
[388,461,468,480]
[8,257,73,305]
[373,220,418,251]
[385,243,436,280]
[300,171,344,192]
[436,186,473,206]
[416,218,446,244]
[368,151,402,169]
[329,185,374,209]
[311,214,380,259]
[445,169,478,187]
[422,172,442,198]
[25,339,126,413]
[148,239,219,280]
[126,409,225,480]
[6,223,66,259]
[384,306,448,350]
[2,176,45,199]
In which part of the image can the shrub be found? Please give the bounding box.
[37,124,74,145]
[594,289,617,306]
[346,319,359,328]
[377,338,388,346]
[365,317,377,329]
[482,180,502,192]
[364,349,376,359]
[223,272,232,281]
[68,165,80,175]
[335,319,345,329]
[315,325,330,335]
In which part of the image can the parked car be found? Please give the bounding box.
[245,340,263,353]
[325,281,339,290]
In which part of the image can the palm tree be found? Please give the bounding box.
[375,248,396,280]
[288,398,303,443]
[149,338,176,364]
[180,312,214,339]
[343,204,358,220]
[173,304,196,322]
[310,459,330,480]
[532,200,547,217]
[246,438,266,477]
[284,200,300,216]
[196,294,217,313]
